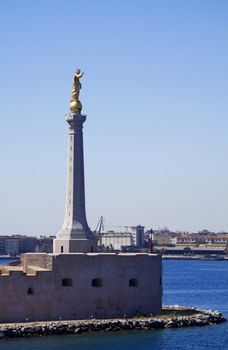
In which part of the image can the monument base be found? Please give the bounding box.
[53,238,97,254]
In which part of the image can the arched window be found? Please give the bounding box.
[62,278,73,287]
[92,278,103,287]
[27,287,34,295]
[129,278,138,287]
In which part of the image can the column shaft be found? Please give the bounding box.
[53,113,97,253]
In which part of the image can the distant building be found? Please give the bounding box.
[0,238,5,255]
[208,235,228,245]
[131,225,145,246]
[36,236,54,253]
[176,234,228,246]
[152,233,176,246]
[100,231,132,250]
[0,235,55,256]
[100,225,145,251]
[19,236,38,253]
[160,246,226,256]
[5,238,19,256]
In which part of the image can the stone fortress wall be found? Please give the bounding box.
[0,252,162,323]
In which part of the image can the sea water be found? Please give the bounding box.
[0,259,228,350]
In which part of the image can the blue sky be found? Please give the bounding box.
[0,0,228,235]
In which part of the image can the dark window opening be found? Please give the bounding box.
[91,246,94,252]
[129,278,138,287]
[61,246,64,253]
[62,278,73,287]
[27,287,34,295]
[92,278,103,287]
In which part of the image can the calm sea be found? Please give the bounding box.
[0,258,19,265]
[0,259,228,350]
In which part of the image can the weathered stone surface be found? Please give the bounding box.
[0,253,162,322]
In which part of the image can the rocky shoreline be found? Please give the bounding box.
[0,306,226,339]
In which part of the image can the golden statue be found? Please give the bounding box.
[70,69,84,113]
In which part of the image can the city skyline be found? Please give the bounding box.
[1,1,228,235]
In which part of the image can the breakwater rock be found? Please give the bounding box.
[0,306,226,339]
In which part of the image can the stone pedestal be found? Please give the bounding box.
[53,113,97,253]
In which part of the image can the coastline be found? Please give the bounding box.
[162,255,228,260]
[0,306,226,339]
[0,255,228,263]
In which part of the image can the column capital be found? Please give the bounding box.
[66,113,86,126]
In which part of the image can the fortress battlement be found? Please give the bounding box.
[0,252,161,323]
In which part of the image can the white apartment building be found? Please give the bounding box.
[100,232,132,250]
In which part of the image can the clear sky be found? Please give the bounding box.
[0,0,228,235]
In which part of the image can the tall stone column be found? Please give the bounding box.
[53,113,97,253]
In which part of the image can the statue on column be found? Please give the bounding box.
[70,69,84,113]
